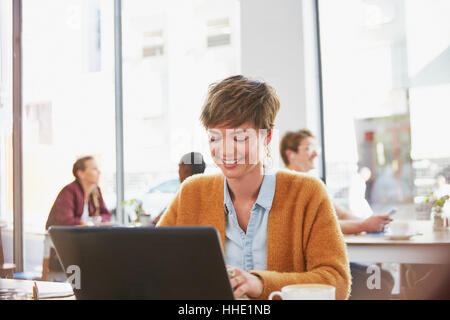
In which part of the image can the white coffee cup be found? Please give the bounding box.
[139,213,153,226]
[268,284,335,300]
[86,215,102,226]
[387,220,410,236]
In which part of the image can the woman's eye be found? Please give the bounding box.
[234,136,247,142]
[209,136,220,143]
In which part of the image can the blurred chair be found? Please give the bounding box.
[13,232,49,281]
[0,224,16,278]
[41,232,52,281]
[40,233,65,282]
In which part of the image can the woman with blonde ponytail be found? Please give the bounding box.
[45,156,112,275]
[46,156,111,228]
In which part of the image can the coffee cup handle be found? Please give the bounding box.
[268,291,283,300]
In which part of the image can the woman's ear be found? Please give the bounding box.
[76,169,83,181]
[286,149,294,162]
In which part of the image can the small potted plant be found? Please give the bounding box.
[122,198,146,225]
[425,192,449,230]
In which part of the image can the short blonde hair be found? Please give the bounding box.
[200,75,280,129]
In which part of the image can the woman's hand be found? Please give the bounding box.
[227,266,263,299]
[361,214,392,233]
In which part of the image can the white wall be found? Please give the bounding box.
[240,0,323,174]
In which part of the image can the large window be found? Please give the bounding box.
[121,0,240,218]
[21,0,116,273]
[2,0,241,275]
[318,0,450,219]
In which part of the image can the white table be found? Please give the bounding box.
[0,278,74,300]
[344,221,450,264]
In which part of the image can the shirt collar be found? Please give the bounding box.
[223,169,277,213]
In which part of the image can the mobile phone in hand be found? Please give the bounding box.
[387,208,398,216]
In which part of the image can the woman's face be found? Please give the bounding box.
[78,159,100,185]
[208,121,269,180]
[289,137,319,173]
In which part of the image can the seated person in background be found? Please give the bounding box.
[158,75,351,300]
[280,129,392,234]
[46,156,111,228]
[178,152,206,184]
[153,152,206,225]
[280,129,394,299]
[44,156,111,279]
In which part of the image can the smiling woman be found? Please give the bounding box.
[157,75,351,300]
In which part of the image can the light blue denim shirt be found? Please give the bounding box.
[224,170,276,271]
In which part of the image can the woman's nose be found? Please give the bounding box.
[223,138,236,159]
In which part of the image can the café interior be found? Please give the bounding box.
[1,0,450,300]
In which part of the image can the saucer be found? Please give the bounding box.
[385,232,421,240]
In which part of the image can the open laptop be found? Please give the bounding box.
[48,226,234,300]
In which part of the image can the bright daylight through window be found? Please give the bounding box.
[319,0,450,220]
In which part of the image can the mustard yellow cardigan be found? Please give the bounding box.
[157,169,351,300]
